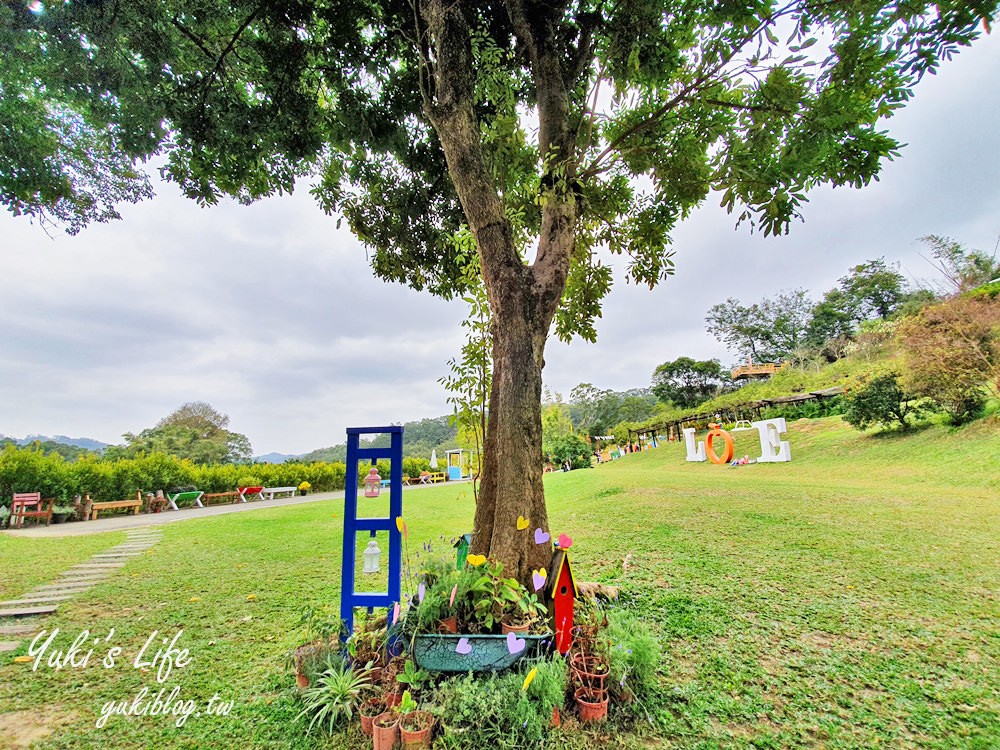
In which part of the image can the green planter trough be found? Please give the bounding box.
[412,632,551,672]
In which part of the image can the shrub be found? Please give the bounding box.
[431,660,564,749]
[603,610,662,717]
[0,446,351,501]
[296,658,371,733]
[0,445,71,500]
[547,434,592,469]
[898,296,1000,424]
[403,457,431,478]
[842,372,923,431]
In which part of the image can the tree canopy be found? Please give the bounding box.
[651,357,729,408]
[107,402,252,465]
[706,288,813,362]
[4,0,996,580]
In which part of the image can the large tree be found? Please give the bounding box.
[2,0,996,581]
[706,288,813,361]
[652,357,728,409]
[107,402,253,465]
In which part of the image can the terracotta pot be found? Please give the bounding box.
[384,689,403,709]
[501,621,531,635]
[373,711,399,750]
[360,712,376,737]
[293,645,313,688]
[360,698,383,737]
[399,710,434,749]
[570,652,608,691]
[437,616,458,634]
[574,687,608,724]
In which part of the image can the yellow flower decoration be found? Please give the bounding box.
[522,667,538,692]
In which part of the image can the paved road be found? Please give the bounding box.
[1,490,346,537]
[1,480,468,538]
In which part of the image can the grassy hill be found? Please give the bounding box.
[1,415,997,749]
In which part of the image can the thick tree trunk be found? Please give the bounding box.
[422,0,578,585]
[472,272,554,581]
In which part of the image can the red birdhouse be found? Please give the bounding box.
[547,548,578,655]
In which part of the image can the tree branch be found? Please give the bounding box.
[199,8,261,110]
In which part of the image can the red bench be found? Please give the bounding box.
[10,492,54,528]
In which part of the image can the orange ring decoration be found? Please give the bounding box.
[705,424,734,465]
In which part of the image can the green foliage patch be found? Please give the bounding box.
[0,416,997,748]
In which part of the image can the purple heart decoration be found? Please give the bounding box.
[418,582,425,603]
[506,631,526,655]
[534,528,550,545]
[532,571,545,591]
[455,637,472,655]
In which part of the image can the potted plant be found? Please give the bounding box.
[372,708,399,750]
[394,660,430,696]
[293,606,344,688]
[295,658,371,733]
[397,690,434,749]
[501,590,549,634]
[51,504,76,524]
[298,481,311,496]
[359,694,384,737]
[409,557,552,672]
[468,559,525,633]
[574,685,608,723]
[346,616,388,674]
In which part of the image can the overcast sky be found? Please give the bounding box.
[2,32,998,456]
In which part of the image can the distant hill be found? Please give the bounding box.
[1,434,110,452]
[300,415,460,463]
[0,434,108,460]
[254,452,302,464]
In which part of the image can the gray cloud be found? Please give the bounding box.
[2,32,998,453]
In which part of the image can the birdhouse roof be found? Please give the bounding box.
[453,533,473,549]
[547,549,578,598]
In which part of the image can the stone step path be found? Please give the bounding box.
[0,528,162,653]
[0,623,38,636]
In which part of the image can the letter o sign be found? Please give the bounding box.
[705,427,734,465]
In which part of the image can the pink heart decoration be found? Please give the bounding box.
[418,582,425,603]
[534,528,550,545]
[506,631,526,655]
[455,637,472,655]
[532,571,546,591]
[557,533,573,549]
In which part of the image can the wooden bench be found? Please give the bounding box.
[202,491,241,505]
[167,490,204,510]
[10,492,54,528]
[89,493,142,520]
[260,486,297,500]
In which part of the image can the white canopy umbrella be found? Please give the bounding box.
[429,449,439,469]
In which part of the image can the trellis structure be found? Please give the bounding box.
[340,425,404,636]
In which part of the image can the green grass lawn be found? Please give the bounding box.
[1,416,997,749]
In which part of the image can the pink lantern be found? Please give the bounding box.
[364,467,382,498]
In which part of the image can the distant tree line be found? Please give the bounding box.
[706,237,999,367]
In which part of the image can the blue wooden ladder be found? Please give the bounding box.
[340,425,404,636]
